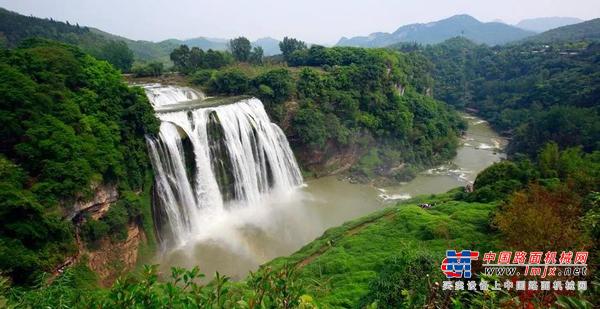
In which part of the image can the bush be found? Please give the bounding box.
[208,69,250,95]
[132,62,163,77]
[292,104,329,147]
[494,183,589,251]
[253,68,294,104]
[359,253,437,308]
[80,219,109,244]
[190,69,215,85]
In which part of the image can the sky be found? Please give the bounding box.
[0,0,599,45]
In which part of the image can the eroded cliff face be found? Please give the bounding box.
[295,132,374,177]
[61,184,148,286]
[84,223,146,286]
[68,184,119,220]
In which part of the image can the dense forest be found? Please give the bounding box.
[392,37,600,157]
[0,39,158,285]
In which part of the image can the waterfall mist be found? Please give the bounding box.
[143,85,317,279]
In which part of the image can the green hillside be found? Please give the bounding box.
[267,191,499,307]
[524,18,600,43]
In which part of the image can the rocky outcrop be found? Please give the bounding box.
[68,184,118,220]
[84,223,146,286]
[54,183,148,286]
[396,83,405,96]
[295,132,374,177]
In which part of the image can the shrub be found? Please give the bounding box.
[494,183,589,251]
[208,69,250,95]
[190,69,215,85]
[359,253,437,308]
[253,68,294,104]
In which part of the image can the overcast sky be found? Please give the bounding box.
[1,0,599,44]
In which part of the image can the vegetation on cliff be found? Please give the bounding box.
[0,39,158,285]
[174,39,465,181]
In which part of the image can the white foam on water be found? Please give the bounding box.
[144,85,303,252]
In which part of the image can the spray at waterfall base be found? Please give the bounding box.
[143,85,315,278]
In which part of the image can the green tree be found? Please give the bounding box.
[279,36,307,62]
[209,69,250,95]
[254,69,294,103]
[170,44,190,71]
[0,40,158,285]
[249,46,264,64]
[98,41,134,72]
[203,49,233,69]
[292,104,329,147]
[229,36,252,62]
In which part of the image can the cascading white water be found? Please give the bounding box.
[144,85,303,250]
[143,83,206,108]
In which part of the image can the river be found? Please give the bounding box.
[157,114,506,280]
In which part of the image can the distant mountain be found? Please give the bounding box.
[177,37,229,50]
[0,7,179,64]
[524,18,600,43]
[337,14,535,47]
[174,36,281,56]
[516,17,584,33]
[0,7,283,66]
[252,37,281,56]
[89,28,180,64]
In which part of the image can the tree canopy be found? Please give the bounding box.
[0,40,158,284]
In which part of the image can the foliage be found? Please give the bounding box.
[131,61,163,77]
[81,192,142,247]
[292,104,329,147]
[253,68,294,104]
[249,46,264,64]
[189,45,464,175]
[208,68,251,95]
[99,40,134,72]
[0,8,137,71]
[190,69,216,85]
[359,253,438,308]
[397,38,600,156]
[229,36,252,62]
[170,44,233,73]
[469,143,600,202]
[0,40,158,285]
[493,183,589,251]
[3,263,316,308]
[279,37,307,62]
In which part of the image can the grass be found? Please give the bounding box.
[266,190,500,308]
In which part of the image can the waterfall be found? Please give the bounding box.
[144,85,303,250]
[143,83,205,108]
